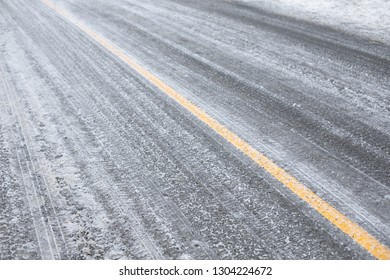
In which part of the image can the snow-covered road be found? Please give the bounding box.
[1,0,389,259]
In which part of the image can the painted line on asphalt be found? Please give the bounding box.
[42,0,390,260]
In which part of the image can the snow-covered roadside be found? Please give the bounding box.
[241,0,390,44]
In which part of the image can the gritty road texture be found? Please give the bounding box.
[0,0,389,259]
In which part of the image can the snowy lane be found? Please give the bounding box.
[0,0,389,259]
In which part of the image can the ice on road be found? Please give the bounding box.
[0,0,389,260]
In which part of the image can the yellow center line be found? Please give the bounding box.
[42,0,390,259]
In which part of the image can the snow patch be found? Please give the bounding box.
[242,0,390,43]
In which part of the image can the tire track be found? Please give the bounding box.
[6,15,162,259]
[0,51,59,260]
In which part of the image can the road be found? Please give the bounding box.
[0,0,389,259]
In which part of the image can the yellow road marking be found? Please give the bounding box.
[42,0,390,260]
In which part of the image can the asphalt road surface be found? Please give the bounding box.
[1,0,389,259]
